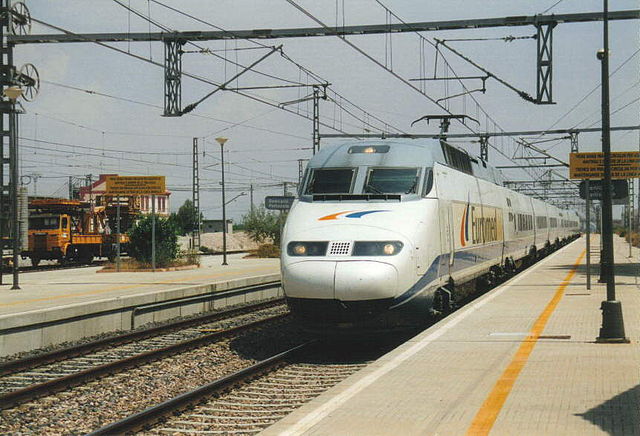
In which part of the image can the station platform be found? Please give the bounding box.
[262,235,640,436]
[0,254,281,357]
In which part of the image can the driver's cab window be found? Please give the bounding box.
[364,167,420,194]
[304,168,355,194]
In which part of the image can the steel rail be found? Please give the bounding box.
[0,313,290,410]
[87,341,314,436]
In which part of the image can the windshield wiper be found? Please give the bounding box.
[364,184,384,194]
[405,178,418,194]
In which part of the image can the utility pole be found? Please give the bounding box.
[249,183,254,214]
[596,0,627,343]
[573,133,592,290]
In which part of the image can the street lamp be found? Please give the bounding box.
[215,137,229,265]
[596,0,627,343]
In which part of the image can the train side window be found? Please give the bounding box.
[304,168,355,194]
[441,142,473,175]
[422,169,434,196]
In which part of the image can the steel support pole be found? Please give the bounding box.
[116,196,121,272]
[151,195,156,271]
[628,180,633,257]
[536,23,556,104]
[597,0,628,343]
[312,86,320,155]
[479,135,489,161]
[586,180,591,290]
[10,110,18,289]
[192,137,200,251]
[220,143,227,266]
[163,39,183,117]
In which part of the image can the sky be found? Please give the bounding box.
[12,0,640,221]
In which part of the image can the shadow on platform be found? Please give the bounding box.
[549,262,640,278]
[577,384,640,435]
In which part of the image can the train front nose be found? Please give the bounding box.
[283,260,400,329]
[283,260,399,300]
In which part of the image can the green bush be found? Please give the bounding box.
[241,205,286,246]
[128,215,179,267]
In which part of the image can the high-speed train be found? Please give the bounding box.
[281,139,580,332]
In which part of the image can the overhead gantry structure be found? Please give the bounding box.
[9,9,639,114]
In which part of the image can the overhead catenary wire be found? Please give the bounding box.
[370,0,545,181]
[41,80,309,141]
[29,16,381,137]
[540,47,640,135]
[20,137,297,182]
[115,0,402,135]
[144,0,405,134]
[112,0,306,87]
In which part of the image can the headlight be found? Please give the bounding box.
[352,241,403,256]
[287,241,328,256]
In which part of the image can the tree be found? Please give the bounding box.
[167,212,183,235]
[174,199,202,236]
[128,215,179,266]
[241,205,286,245]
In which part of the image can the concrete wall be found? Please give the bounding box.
[0,273,281,357]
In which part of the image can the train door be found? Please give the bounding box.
[438,200,453,277]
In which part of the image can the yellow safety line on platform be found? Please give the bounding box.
[0,266,277,308]
[466,248,586,436]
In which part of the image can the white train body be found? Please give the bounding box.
[281,140,580,331]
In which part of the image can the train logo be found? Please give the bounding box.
[456,202,503,248]
[460,202,471,247]
[318,210,390,221]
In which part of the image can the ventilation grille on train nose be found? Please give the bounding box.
[328,241,352,256]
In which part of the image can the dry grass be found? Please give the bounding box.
[102,252,200,271]
[623,231,640,247]
[244,244,280,258]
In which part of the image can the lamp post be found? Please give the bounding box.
[215,137,229,265]
[596,0,628,343]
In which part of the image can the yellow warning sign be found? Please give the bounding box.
[569,152,640,180]
[105,176,166,195]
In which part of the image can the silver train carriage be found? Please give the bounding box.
[280,140,580,332]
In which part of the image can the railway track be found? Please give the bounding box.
[0,298,288,409]
[90,337,409,435]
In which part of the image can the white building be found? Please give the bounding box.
[78,174,171,216]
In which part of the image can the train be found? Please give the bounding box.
[280,139,580,333]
